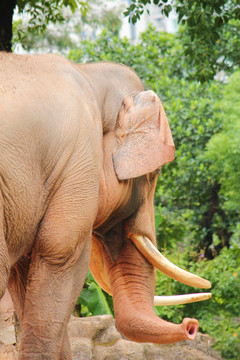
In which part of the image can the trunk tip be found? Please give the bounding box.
[182,318,199,340]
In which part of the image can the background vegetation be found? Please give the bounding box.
[125,0,240,82]
[7,1,240,359]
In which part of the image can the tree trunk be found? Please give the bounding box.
[0,0,17,52]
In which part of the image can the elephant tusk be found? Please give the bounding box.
[154,293,212,306]
[130,235,211,289]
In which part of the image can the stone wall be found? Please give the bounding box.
[0,308,223,360]
[68,315,223,360]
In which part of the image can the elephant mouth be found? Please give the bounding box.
[90,233,211,306]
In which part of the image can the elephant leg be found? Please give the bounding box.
[18,235,91,360]
[7,256,75,359]
[9,255,73,360]
[8,255,31,324]
[19,157,98,359]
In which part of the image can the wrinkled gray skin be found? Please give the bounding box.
[0,54,178,360]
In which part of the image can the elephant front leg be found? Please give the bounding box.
[19,237,91,360]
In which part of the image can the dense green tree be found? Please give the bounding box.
[13,1,123,54]
[206,71,240,213]
[0,0,88,51]
[125,0,240,82]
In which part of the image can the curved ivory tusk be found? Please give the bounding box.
[130,235,211,289]
[154,293,212,306]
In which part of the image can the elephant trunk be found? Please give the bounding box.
[103,237,199,344]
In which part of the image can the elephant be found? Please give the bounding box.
[0,53,211,359]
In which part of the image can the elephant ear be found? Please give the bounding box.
[112,90,175,180]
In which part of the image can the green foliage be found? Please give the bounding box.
[154,77,235,258]
[77,271,113,317]
[124,0,240,82]
[17,0,88,29]
[154,245,240,359]
[13,0,123,52]
[124,0,172,24]
[206,71,240,212]
[14,0,89,46]
[68,24,187,82]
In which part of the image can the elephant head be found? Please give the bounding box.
[84,64,211,344]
